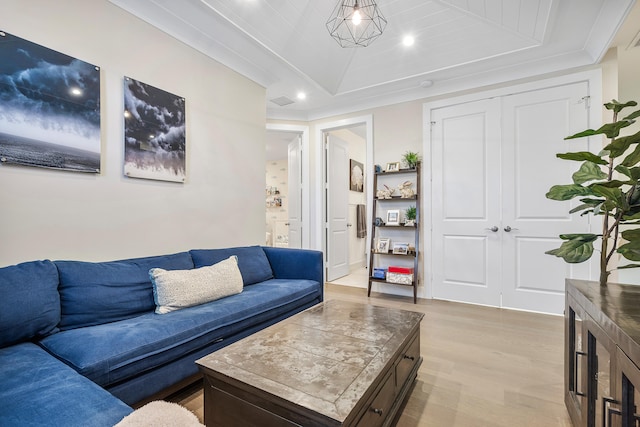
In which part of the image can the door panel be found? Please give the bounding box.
[432,98,502,306]
[326,136,350,281]
[501,83,590,313]
[443,235,489,287]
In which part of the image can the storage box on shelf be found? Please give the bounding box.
[368,164,420,303]
[387,266,414,284]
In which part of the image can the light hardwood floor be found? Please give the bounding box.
[171,284,572,426]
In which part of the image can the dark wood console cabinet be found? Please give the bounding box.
[565,279,640,426]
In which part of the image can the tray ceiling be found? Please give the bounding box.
[109,0,636,119]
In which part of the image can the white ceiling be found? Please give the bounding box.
[109,0,637,120]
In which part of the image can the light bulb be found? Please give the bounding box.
[352,9,362,25]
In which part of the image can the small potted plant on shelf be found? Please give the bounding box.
[545,99,640,287]
[402,151,421,169]
[404,206,416,227]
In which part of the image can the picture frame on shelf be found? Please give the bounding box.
[386,209,400,226]
[385,162,400,172]
[376,238,390,253]
[392,242,409,255]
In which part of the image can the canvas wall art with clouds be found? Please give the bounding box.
[0,31,101,173]
[124,77,186,183]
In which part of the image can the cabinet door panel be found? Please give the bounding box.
[615,347,640,427]
[566,295,587,426]
[586,316,613,427]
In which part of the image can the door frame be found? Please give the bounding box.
[266,123,310,249]
[315,115,374,269]
[422,69,602,301]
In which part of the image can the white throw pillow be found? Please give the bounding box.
[149,255,243,314]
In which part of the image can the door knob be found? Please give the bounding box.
[347,223,353,227]
[485,226,498,232]
[504,226,518,232]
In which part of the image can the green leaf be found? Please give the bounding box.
[591,185,627,210]
[558,233,598,241]
[618,240,640,261]
[622,212,640,224]
[617,264,640,270]
[621,229,640,241]
[569,204,596,214]
[546,184,593,201]
[592,179,631,188]
[566,121,633,140]
[622,143,640,167]
[591,184,623,198]
[616,165,632,178]
[605,137,633,158]
[605,100,638,113]
[546,237,595,263]
[623,109,640,121]
[572,162,607,184]
[629,168,640,181]
[557,151,608,165]
[629,185,640,206]
[608,130,640,160]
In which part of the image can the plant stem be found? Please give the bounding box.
[600,109,619,286]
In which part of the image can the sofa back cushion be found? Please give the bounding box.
[189,246,273,286]
[150,255,244,314]
[55,252,194,330]
[0,260,60,348]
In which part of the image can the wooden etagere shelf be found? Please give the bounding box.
[368,164,420,303]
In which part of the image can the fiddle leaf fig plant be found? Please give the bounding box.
[546,100,640,286]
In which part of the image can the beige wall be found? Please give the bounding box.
[0,0,266,266]
[612,41,640,284]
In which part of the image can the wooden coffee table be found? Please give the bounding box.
[196,300,423,427]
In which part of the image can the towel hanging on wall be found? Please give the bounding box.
[356,204,367,238]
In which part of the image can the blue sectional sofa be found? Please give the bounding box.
[0,246,323,426]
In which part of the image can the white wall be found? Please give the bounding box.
[0,0,266,266]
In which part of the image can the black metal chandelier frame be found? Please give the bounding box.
[326,0,387,48]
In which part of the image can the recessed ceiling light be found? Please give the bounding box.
[70,87,83,96]
[403,35,415,47]
[297,92,307,100]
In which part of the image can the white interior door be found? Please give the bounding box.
[287,136,302,249]
[326,135,350,281]
[501,83,591,313]
[431,81,592,314]
[431,98,503,307]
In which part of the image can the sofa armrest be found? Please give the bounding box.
[262,247,324,299]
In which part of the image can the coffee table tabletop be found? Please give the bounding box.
[196,299,423,426]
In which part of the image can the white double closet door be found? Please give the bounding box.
[430,80,594,314]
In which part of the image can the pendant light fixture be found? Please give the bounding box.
[326,0,387,48]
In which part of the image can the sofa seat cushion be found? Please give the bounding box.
[55,252,194,331]
[39,278,321,387]
[190,246,273,285]
[0,342,132,427]
[0,260,60,348]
